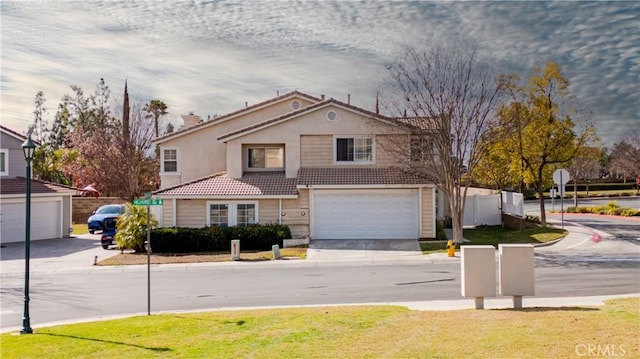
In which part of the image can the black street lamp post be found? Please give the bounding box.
[20,134,36,334]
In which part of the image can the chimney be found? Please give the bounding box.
[321,94,325,100]
[347,94,351,105]
[181,113,202,127]
[245,101,248,108]
[277,90,280,96]
[375,92,379,115]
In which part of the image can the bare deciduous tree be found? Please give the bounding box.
[609,134,640,183]
[382,43,508,243]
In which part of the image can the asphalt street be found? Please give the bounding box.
[1,197,638,332]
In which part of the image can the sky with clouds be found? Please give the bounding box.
[1,1,638,147]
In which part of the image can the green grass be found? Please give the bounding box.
[71,223,89,235]
[2,298,638,358]
[420,225,567,253]
[462,225,567,247]
[542,189,638,198]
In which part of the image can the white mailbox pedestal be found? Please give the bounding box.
[499,244,535,309]
[461,245,496,309]
[231,239,240,261]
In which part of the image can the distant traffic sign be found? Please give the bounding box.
[133,198,164,206]
[552,168,570,185]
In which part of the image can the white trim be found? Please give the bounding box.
[160,147,180,174]
[244,145,285,172]
[297,184,432,190]
[308,188,315,239]
[1,192,75,199]
[432,187,437,238]
[206,200,259,226]
[153,92,321,144]
[172,198,177,227]
[217,101,401,143]
[157,195,298,200]
[418,187,423,238]
[332,135,375,165]
[0,149,8,176]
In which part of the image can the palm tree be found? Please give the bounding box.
[143,99,168,138]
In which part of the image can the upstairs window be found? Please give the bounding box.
[0,149,7,176]
[335,136,373,163]
[162,148,178,173]
[247,146,284,170]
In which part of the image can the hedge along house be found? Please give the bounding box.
[152,91,436,241]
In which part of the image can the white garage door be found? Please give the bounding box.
[313,189,419,239]
[0,199,61,244]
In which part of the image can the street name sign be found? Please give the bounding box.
[133,198,164,206]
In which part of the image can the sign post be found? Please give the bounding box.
[133,194,163,316]
[553,169,570,229]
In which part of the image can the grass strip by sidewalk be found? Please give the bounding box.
[421,226,567,253]
[2,297,637,358]
[97,247,307,266]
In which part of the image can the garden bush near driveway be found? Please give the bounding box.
[2,298,637,358]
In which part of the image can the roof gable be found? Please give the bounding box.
[0,125,28,143]
[0,177,79,195]
[153,90,322,144]
[217,98,399,142]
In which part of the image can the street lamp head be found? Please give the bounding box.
[21,134,36,162]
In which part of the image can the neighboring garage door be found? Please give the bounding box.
[313,189,419,239]
[0,199,62,244]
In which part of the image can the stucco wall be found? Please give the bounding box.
[226,104,409,178]
[299,134,409,169]
[159,96,317,188]
[1,132,27,178]
[282,190,309,238]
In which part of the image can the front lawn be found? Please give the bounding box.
[420,226,567,253]
[463,225,567,247]
[2,297,637,358]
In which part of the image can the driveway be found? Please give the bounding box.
[306,239,427,262]
[0,234,117,274]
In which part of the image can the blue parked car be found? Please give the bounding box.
[87,204,125,234]
[100,217,118,249]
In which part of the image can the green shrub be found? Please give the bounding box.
[435,220,447,240]
[563,201,638,217]
[525,215,541,224]
[621,209,640,216]
[150,223,291,253]
[116,203,158,252]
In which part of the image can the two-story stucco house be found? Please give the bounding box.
[152,91,436,240]
[0,125,76,244]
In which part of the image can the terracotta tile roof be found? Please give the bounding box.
[297,167,426,186]
[218,98,398,142]
[153,90,322,144]
[154,172,298,197]
[0,177,79,195]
